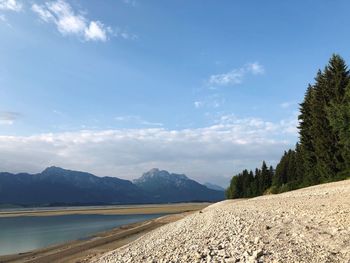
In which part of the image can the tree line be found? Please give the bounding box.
[226,54,350,199]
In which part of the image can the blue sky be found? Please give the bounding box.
[0,0,349,186]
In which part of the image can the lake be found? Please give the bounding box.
[0,213,164,256]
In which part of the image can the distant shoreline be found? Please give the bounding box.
[0,202,209,218]
[0,203,208,263]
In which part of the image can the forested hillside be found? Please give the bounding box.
[226,55,350,198]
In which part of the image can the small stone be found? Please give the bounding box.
[224,258,237,263]
[252,249,264,258]
[195,252,203,259]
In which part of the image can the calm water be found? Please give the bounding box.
[0,213,163,256]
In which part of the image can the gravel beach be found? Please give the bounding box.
[94,180,350,263]
[0,204,208,263]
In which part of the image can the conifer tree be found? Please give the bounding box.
[226,54,350,199]
[273,151,288,187]
[247,170,255,197]
[268,165,274,188]
[261,161,269,193]
[327,82,350,178]
[294,143,305,186]
[311,55,349,181]
[255,168,262,195]
[298,85,318,185]
[324,55,350,178]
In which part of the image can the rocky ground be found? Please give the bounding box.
[93,180,350,263]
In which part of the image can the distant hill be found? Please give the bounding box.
[134,168,224,203]
[0,166,148,205]
[204,182,225,191]
[0,167,224,206]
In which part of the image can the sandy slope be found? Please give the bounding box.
[93,180,350,263]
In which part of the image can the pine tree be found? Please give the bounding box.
[225,163,274,199]
[273,151,288,187]
[298,85,318,185]
[325,55,350,178]
[261,161,269,193]
[241,169,250,197]
[226,55,350,199]
[250,170,258,197]
[311,55,349,181]
[255,168,262,195]
[247,170,255,197]
[268,165,274,188]
[295,143,305,186]
[327,82,350,178]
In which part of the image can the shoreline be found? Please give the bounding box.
[0,204,208,263]
[0,202,210,218]
[93,180,350,262]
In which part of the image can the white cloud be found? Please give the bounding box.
[31,0,112,42]
[85,21,109,42]
[0,0,22,12]
[112,27,137,40]
[194,101,204,108]
[0,14,10,26]
[209,68,245,86]
[31,4,54,22]
[247,62,265,75]
[0,120,14,125]
[194,99,222,109]
[194,94,225,109]
[0,114,298,186]
[0,13,13,27]
[215,113,298,137]
[208,62,264,86]
[0,111,21,125]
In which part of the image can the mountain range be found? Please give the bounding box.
[0,167,224,206]
[203,182,225,191]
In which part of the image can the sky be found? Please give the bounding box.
[1,0,350,187]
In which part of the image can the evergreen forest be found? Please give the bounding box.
[226,55,350,198]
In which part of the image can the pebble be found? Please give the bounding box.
[93,180,350,263]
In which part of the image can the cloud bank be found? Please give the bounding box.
[0,114,298,186]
